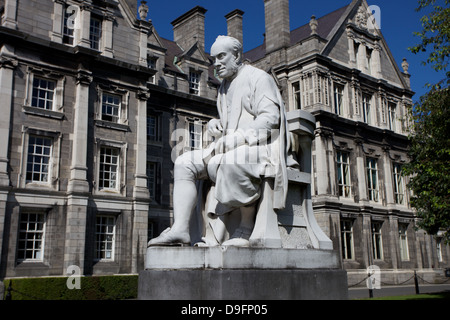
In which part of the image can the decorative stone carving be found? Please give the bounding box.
[402,58,409,74]
[138,1,149,21]
[309,15,318,35]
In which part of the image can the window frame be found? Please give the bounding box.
[89,16,102,51]
[189,71,201,96]
[362,93,372,124]
[188,120,204,150]
[398,223,410,261]
[17,211,46,262]
[333,83,345,116]
[19,128,62,190]
[94,215,116,262]
[366,157,379,202]
[371,221,384,260]
[336,151,351,198]
[393,163,405,205]
[95,139,127,195]
[341,219,355,260]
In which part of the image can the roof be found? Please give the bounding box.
[159,37,220,86]
[244,4,350,62]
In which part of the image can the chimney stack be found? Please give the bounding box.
[225,9,245,46]
[171,6,207,51]
[264,0,290,53]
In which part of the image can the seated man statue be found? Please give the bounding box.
[148,35,294,247]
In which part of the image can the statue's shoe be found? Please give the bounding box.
[147,228,190,247]
[222,237,250,247]
[194,237,220,247]
[221,227,252,247]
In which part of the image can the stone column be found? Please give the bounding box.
[1,0,18,29]
[383,148,394,205]
[388,215,399,269]
[68,70,92,194]
[102,15,115,58]
[51,0,65,43]
[355,142,367,202]
[314,130,329,196]
[64,196,88,274]
[0,57,16,187]
[347,29,356,68]
[76,6,91,48]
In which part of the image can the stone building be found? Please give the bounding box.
[0,0,448,286]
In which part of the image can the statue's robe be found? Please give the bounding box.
[194,64,294,244]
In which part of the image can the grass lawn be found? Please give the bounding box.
[357,291,450,300]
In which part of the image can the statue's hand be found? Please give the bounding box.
[207,119,223,138]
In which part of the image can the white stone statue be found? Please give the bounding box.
[148,35,295,247]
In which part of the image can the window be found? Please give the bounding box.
[147,114,160,141]
[95,215,115,261]
[399,223,409,261]
[147,162,159,200]
[147,58,157,84]
[341,219,354,260]
[333,84,344,116]
[31,77,56,110]
[102,93,121,123]
[63,5,76,45]
[393,163,405,205]
[26,136,52,184]
[388,102,397,131]
[99,146,119,190]
[17,212,45,261]
[371,222,383,260]
[362,94,372,124]
[89,17,102,50]
[189,122,203,150]
[189,71,200,95]
[366,48,373,74]
[292,81,301,109]
[336,151,351,198]
[366,157,379,202]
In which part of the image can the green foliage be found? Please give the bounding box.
[3,275,138,300]
[409,0,450,82]
[406,0,450,242]
[403,87,450,241]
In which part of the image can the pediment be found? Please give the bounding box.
[321,0,408,89]
[175,42,211,67]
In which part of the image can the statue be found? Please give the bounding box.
[148,35,295,247]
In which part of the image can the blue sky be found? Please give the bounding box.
[141,0,446,102]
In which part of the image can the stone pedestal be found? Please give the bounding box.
[138,247,348,300]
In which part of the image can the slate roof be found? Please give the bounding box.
[244,4,350,62]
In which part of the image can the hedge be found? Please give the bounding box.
[2,275,138,300]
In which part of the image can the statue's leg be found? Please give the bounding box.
[148,151,206,246]
[222,204,256,247]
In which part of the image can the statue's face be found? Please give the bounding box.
[211,39,239,80]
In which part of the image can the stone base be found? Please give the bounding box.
[138,247,348,300]
[138,269,348,300]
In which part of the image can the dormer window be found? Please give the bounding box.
[189,71,200,96]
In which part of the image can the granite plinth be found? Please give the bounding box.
[138,247,348,300]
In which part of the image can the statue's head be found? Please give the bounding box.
[211,35,243,80]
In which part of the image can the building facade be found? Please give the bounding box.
[0,0,448,286]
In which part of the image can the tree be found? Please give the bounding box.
[405,0,450,242]
[409,0,450,82]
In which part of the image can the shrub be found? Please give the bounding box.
[3,275,138,300]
